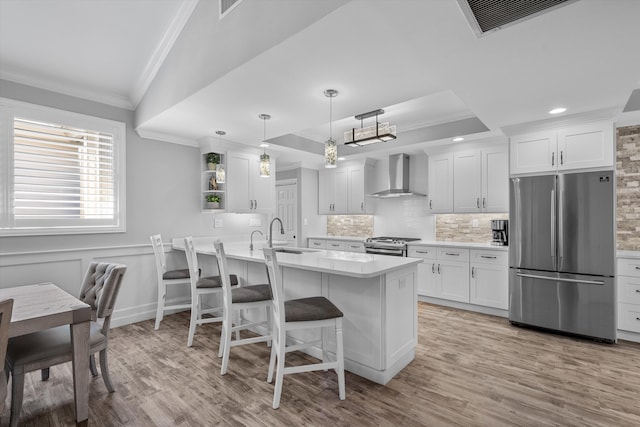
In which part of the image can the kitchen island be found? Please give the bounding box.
[172,237,421,385]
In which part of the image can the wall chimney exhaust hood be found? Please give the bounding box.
[369,153,426,198]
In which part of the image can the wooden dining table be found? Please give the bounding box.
[0,283,92,424]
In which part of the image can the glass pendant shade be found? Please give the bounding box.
[325,138,337,168]
[260,153,270,177]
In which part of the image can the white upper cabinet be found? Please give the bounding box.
[226,151,275,213]
[319,162,373,215]
[431,143,508,214]
[428,153,454,213]
[510,121,614,175]
[481,145,509,212]
[453,151,482,212]
[319,168,347,214]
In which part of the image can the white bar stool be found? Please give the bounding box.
[262,247,346,409]
[150,234,192,330]
[213,241,272,375]
[184,236,238,347]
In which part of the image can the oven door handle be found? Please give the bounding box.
[366,248,404,256]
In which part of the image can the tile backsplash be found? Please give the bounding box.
[617,125,640,251]
[436,213,509,243]
[327,215,374,237]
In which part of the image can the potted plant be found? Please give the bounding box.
[206,152,220,170]
[206,194,221,209]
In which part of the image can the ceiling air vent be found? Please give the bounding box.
[220,0,243,19]
[457,0,577,36]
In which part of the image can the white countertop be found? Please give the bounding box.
[172,237,420,279]
[408,241,509,251]
[307,235,368,242]
[618,250,640,259]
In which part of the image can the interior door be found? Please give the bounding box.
[509,175,556,271]
[276,183,297,247]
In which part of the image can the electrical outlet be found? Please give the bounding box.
[250,218,261,227]
[472,219,479,227]
[214,219,223,228]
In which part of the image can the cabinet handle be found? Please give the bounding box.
[635,266,640,270]
[249,200,253,209]
[476,198,480,208]
[416,250,430,254]
[254,199,258,209]
[437,264,441,274]
[480,255,497,259]
[482,197,486,208]
[552,152,555,166]
[431,263,435,273]
[471,267,475,278]
[635,289,640,293]
[560,151,564,165]
[429,200,432,210]
[445,252,460,256]
[361,202,364,211]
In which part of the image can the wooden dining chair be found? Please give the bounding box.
[213,241,272,375]
[5,262,127,427]
[0,298,14,412]
[150,234,193,330]
[262,247,345,409]
[184,237,238,347]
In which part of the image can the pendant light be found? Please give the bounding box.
[258,114,271,178]
[324,89,338,168]
[214,130,226,183]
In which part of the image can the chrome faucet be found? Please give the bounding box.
[268,217,285,248]
[250,230,263,251]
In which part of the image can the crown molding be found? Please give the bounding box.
[0,67,134,109]
[130,0,199,108]
[136,128,198,147]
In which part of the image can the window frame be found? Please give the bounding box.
[0,97,126,236]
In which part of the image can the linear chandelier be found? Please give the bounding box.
[344,109,396,146]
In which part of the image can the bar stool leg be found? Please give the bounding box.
[336,318,345,400]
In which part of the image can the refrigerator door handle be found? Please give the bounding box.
[551,188,556,269]
[558,184,564,268]
[516,273,605,286]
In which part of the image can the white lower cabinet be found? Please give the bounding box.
[469,249,508,310]
[409,245,508,310]
[436,248,470,303]
[617,257,640,335]
[308,238,365,253]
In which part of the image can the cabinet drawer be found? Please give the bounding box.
[470,249,508,266]
[326,241,346,251]
[308,239,326,249]
[407,246,437,260]
[437,247,469,261]
[618,276,640,304]
[344,242,365,253]
[618,303,640,333]
[618,257,640,278]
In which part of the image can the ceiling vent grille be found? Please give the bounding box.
[458,0,577,36]
[220,0,243,19]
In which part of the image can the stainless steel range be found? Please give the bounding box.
[365,236,421,257]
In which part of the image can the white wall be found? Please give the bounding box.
[0,79,268,326]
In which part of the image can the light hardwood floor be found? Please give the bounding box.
[2,302,640,426]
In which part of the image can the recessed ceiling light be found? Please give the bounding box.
[338,157,345,161]
[549,107,567,115]
[259,142,269,147]
[453,137,464,142]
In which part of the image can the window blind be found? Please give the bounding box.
[13,117,116,225]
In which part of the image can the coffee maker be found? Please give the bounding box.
[491,219,508,246]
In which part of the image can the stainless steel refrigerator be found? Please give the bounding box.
[509,170,616,343]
